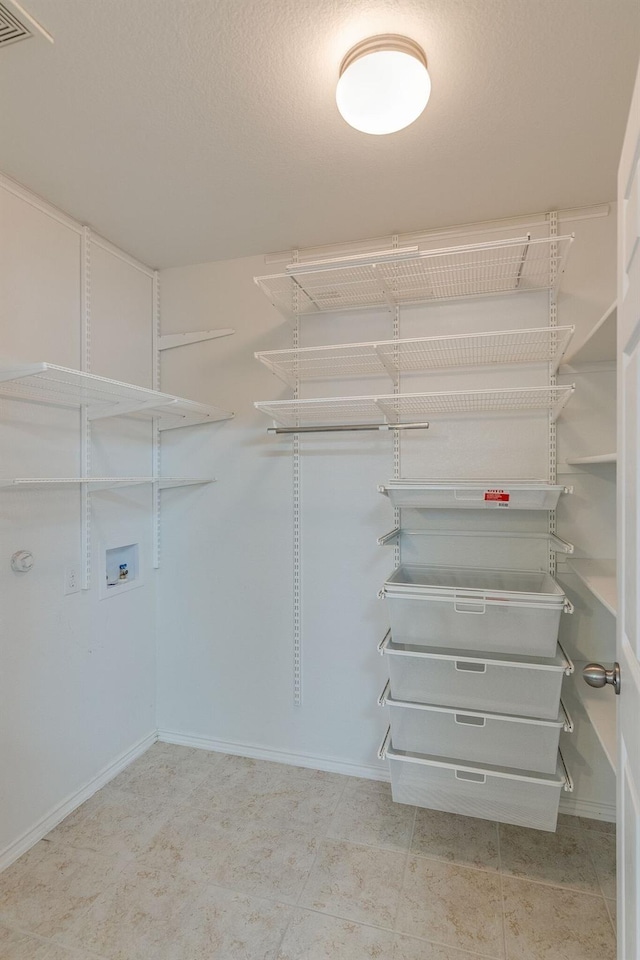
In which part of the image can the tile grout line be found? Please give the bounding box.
[271,772,352,955]
[497,824,508,960]
[0,917,110,959]
[390,804,417,935]
[582,819,616,905]
[266,901,503,958]
[497,815,612,899]
[496,871,612,899]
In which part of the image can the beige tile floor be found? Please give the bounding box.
[0,743,617,960]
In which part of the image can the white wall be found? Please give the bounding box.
[157,208,618,816]
[0,177,157,865]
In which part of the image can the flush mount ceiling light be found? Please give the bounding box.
[336,34,430,135]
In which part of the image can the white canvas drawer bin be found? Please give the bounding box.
[379,632,573,720]
[380,564,571,657]
[379,480,570,511]
[379,730,573,832]
[379,681,573,773]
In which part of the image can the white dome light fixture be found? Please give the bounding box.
[336,35,431,135]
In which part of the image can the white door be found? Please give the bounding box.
[618,58,640,960]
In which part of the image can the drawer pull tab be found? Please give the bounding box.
[454,600,486,615]
[454,489,484,501]
[454,661,487,673]
[455,714,486,727]
[455,770,486,784]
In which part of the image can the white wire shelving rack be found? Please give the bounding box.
[255,325,574,387]
[254,224,575,718]
[255,385,575,430]
[0,361,233,429]
[254,235,574,317]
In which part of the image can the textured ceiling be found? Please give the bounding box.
[1,0,638,267]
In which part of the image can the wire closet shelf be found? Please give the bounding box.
[254,385,574,428]
[0,361,233,430]
[255,325,575,386]
[0,478,214,490]
[254,235,574,317]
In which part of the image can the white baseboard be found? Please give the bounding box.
[559,794,616,823]
[0,730,158,873]
[157,729,389,783]
[159,729,616,825]
[4,724,610,871]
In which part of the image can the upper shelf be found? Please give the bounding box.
[566,558,617,617]
[566,453,617,466]
[565,302,617,365]
[0,361,233,430]
[255,385,575,428]
[255,325,575,387]
[254,235,575,317]
[0,477,214,491]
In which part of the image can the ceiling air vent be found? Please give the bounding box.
[0,0,52,48]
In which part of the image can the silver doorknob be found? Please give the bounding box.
[583,662,621,695]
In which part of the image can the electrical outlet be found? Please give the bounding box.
[64,564,81,595]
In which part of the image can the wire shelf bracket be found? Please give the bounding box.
[158,329,235,351]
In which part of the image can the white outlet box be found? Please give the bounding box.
[64,564,81,595]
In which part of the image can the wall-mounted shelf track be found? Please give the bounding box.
[255,385,574,428]
[255,235,574,316]
[0,477,214,491]
[255,325,575,386]
[0,361,233,429]
[573,662,617,771]
[566,558,617,617]
[565,302,617,365]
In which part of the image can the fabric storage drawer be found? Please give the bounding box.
[381,564,568,657]
[378,480,568,511]
[380,682,571,773]
[379,632,572,719]
[382,736,571,832]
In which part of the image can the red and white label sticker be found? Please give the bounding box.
[484,489,510,507]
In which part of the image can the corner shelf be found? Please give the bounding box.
[566,454,616,466]
[0,477,214,491]
[255,235,574,316]
[573,662,617,771]
[566,559,617,617]
[256,326,575,386]
[0,361,233,429]
[255,385,575,428]
[565,302,617,365]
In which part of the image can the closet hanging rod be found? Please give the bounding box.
[266,422,430,435]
